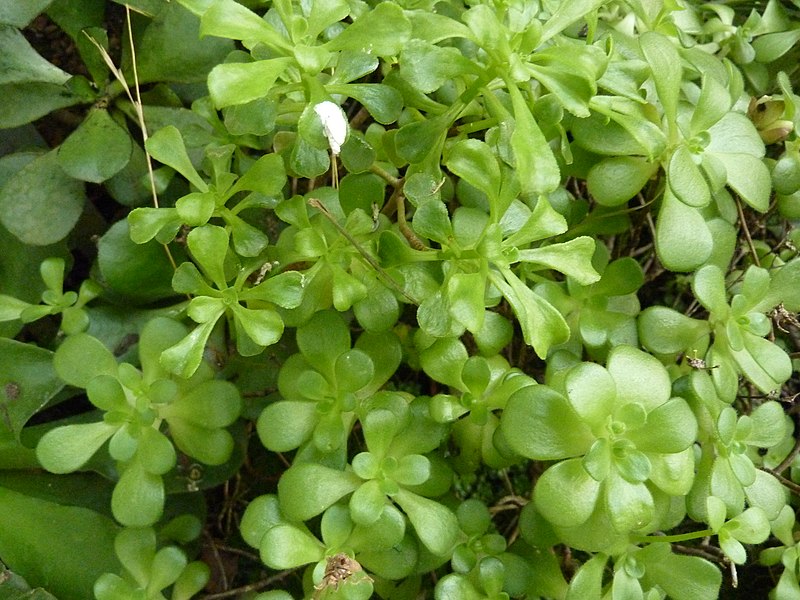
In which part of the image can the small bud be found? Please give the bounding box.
[314,101,348,155]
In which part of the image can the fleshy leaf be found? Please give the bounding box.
[278,463,361,521]
[501,385,594,460]
[36,421,118,474]
[535,458,601,527]
[393,488,458,556]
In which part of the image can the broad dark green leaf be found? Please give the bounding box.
[0,340,62,439]
[97,220,179,304]
[395,116,448,165]
[0,82,79,128]
[0,26,70,85]
[132,1,234,83]
[0,0,54,27]
[0,150,85,245]
[0,486,120,600]
[57,108,132,183]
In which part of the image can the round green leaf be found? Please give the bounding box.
[339,172,384,216]
[535,458,601,527]
[626,398,697,454]
[127,207,182,244]
[744,470,787,521]
[746,401,788,447]
[726,507,770,545]
[144,125,207,192]
[160,318,219,378]
[53,333,118,387]
[208,57,292,108]
[445,139,501,202]
[648,448,695,496]
[36,421,117,474]
[501,384,594,460]
[97,219,178,304]
[164,380,241,428]
[256,400,318,452]
[637,544,722,600]
[604,470,654,532]
[149,546,187,591]
[260,524,324,569]
[296,310,351,375]
[172,561,211,600]
[667,145,710,208]
[232,304,285,350]
[111,461,164,526]
[393,488,458,556]
[350,479,386,526]
[334,349,374,393]
[435,574,483,600]
[186,225,229,288]
[168,420,234,465]
[638,306,709,354]
[57,108,132,183]
[323,2,411,57]
[606,345,671,411]
[655,191,712,272]
[278,463,361,522]
[340,132,377,174]
[587,156,658,207]
[175,192,215,227]
[240,494,284,549]
[564,362,616,428]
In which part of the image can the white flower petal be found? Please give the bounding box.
[314,101,348,155]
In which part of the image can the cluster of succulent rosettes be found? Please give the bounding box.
[499,345,698,552]
[36,317,241,527]
[257,309,402,463]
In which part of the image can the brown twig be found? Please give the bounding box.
[200,569,299,599]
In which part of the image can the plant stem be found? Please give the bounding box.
[631,528,714,543]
